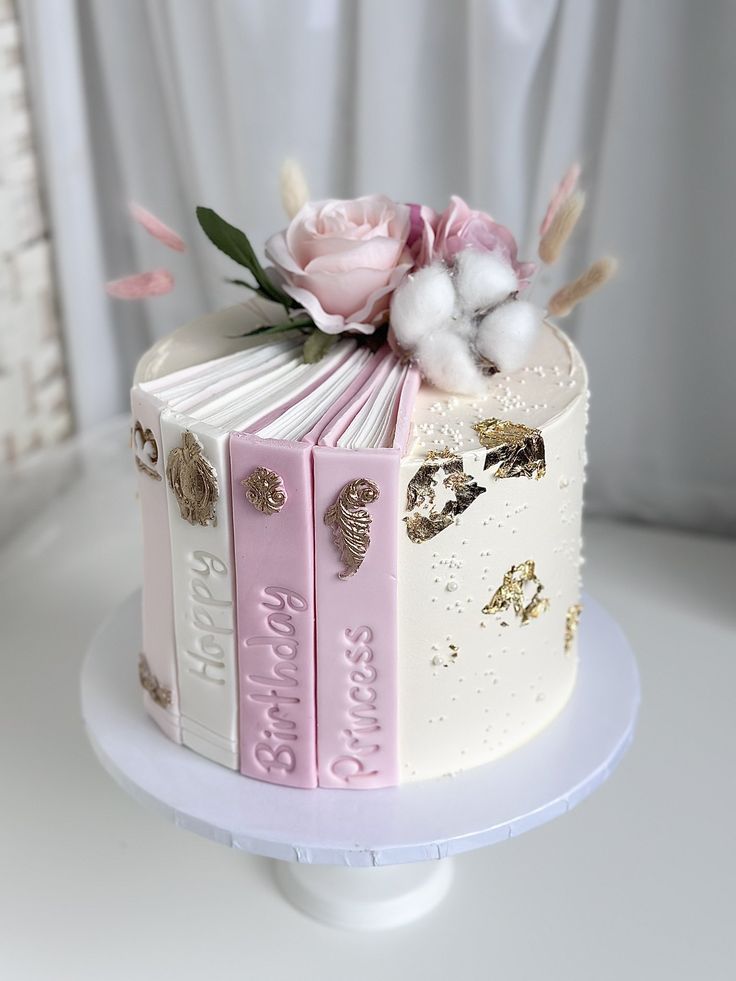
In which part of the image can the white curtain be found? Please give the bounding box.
[21,0,736,534]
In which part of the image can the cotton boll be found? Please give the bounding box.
[389,263,455,349]
[415,329,487,396]
[476,300,543,373]
[454,249,517,315]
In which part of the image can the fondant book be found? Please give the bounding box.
[130,338,302,744]
[313,355,421,787]
[229,344,378,788]
[156,339,357,769]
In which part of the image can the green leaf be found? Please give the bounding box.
[196,207,296,308]
[303,330,338,363]
[247,317,314,337]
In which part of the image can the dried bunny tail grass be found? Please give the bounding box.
[538,190,586,265]
[129,203,186,251]
[547,256,618,317]
[539,162,581,237]
[280,158,309,219]
[105,268,175,299]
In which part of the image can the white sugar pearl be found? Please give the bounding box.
[415,329,486,396]
[475,300,543,373]
[389,262,455,348]
[454,249,517,314]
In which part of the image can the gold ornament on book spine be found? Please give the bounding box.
[166,431,219,526]
[242,467,287,515]
[132,421,162,481]
[324,478,380,579]
[564,603,583,654]
[482,559,550,625]
[472,418,546,480]
[404,448,486,543]
[138,653,172,708]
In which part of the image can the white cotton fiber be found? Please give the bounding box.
[390,263,456,348]
[415,329,486,396]
[475,300,543,373]
[454,249,517,314]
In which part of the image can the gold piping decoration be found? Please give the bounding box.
[482,560,550,625]
[472,418,546,480]
[138,653,172,708]
[404,448,486,543]
[324,478,380,579]
[166,430,219,526]
[132,421,161,481]
[242,467,287,515]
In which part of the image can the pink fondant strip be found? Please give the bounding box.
[230,433,318,788]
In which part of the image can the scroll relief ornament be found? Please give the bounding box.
[242,467,287,515]
[404,448,486,544]
[166,430,219,526]
[324,478,380,580]
[138,653,172,708]
[472,418,546,480]
[132,421,161,480]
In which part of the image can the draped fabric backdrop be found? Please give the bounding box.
[20,0,736,534]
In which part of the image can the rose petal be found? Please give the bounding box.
[105,268,175,299]
[129,203,186,252]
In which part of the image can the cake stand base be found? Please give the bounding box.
[81,591,639,928]
[274,859,455,930]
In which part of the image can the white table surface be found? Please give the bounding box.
[1,419,734,980]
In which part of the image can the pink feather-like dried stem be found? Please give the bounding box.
[129,203,186,252]
[105,268,175,299]
[539,162,581,237]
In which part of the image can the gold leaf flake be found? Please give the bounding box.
[242,467,287,515]
[472,418,546,480]
[324,478,380,579]
[482,560,550,625]
[564,603,583,654]
[404,448,486,543]
[166,430,219,526]
[132,421,161,480]
[138,653,172,708]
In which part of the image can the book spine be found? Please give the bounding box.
[230,434,318,788]
[159,411,239,769]
[313,447,400,789]
[130,389,181,743]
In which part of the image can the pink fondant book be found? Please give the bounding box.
[229,347,381,788]
[313,358,420,789]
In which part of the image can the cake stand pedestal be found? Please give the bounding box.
[81,591,639,930]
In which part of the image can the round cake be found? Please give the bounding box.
[131,299,587,788]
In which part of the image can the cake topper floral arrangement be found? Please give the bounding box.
[107,160,616,396]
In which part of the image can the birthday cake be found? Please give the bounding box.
[120,163,613,789]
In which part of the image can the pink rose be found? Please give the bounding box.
[265,195,413,335]
[413,195,535,287]
[407,203,438,268]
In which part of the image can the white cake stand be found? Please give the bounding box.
[81,591,639,930]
